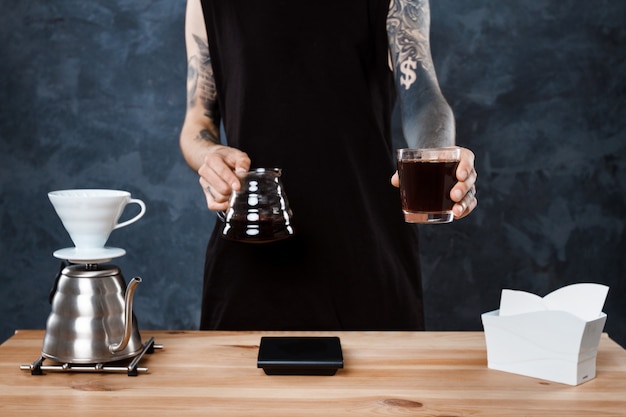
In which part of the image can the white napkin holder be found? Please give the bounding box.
[481,283,609,386]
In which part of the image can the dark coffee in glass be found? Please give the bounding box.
[397,147,460,224]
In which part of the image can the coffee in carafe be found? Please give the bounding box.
[220,168,295,243]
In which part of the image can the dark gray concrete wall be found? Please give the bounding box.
[1,0,624,348]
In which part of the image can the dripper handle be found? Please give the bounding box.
[114,198,146,230]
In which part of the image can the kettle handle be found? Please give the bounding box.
[48,260,70,304]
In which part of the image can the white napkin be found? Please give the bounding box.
[499,283,609,321]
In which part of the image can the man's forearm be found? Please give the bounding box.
[180,54,221,173]
[181,3,222,172]
[387,0,455,147]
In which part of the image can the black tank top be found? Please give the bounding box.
[199,0,424,330]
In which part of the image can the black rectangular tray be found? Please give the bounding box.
[257,336,343,376]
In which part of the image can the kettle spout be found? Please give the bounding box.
[109,276,142,354]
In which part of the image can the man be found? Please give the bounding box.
[180,0,477,330]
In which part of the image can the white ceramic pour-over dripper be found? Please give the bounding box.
[49,189,146,256]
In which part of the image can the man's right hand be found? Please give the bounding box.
[198,145,251,211]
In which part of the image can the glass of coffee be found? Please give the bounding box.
[397,146,461,224]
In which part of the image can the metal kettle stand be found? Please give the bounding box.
[21,337,162,377]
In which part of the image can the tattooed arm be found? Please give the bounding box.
[388,0,477,218]
[387,0,455,148]
[180,0,249,210]
[180,0,221,170]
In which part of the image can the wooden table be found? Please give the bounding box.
[1,330,625,416]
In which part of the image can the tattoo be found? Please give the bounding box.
[187,34,220,125]
[195,128,219,145]
[387,0,434,90]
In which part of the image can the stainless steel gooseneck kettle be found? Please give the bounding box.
[42,263,143,364]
